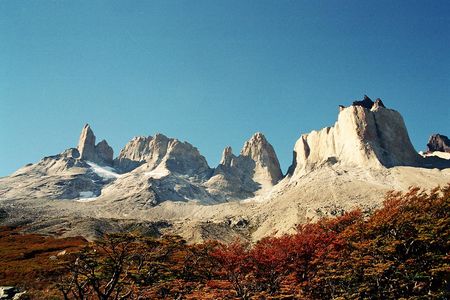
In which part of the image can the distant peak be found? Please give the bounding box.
[223,146,233,154]
[289,96,420,176]
[373,98,386,109]
[220,146,234,166]
[240,133,283,183]
[352,95,386,110]
[352,95,374,109]
[78,124,96,148]
[427,134,450,153]
[154,133,169,140]
[77,124,113,166]
[251,132,266,140]
[244,132,269,148]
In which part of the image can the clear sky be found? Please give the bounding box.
[1,1,449,176]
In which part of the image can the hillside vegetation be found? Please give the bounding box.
[1,184,448,299]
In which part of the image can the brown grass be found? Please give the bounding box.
[0,226,87,298]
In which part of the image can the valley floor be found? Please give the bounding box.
[1,165,450,244]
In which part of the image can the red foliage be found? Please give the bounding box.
[212,240,254,299]
[250,236,291,294]
[2,183,449,299]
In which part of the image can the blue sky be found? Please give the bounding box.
[1,1,449,176]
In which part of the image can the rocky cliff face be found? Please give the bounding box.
[101,132,283,204]
[288,97,422,177]
[0,125,119,201]
[240,133,283,185]
[206,133,283,199]
[427,134,450,153]
[77,124,114,166]
[2,98,443,205]
[2,96,450,244]
[114,134,212,178]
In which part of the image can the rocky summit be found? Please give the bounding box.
[0,96,449,243]
[78,124,114,166]
[114,133,212,178]
[427,134,450,153]
[289,98,422,177]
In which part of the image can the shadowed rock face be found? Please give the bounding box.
[373,98,385,109]
[95,140,114,165]
[77,124,113,166]
[352,95,374,109]
[352,95,386,110]
[427,134,450,153]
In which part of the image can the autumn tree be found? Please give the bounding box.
[212,241,255,300]
[249,236,291,295]
[58,234,141,300]
[182,240,220,282]
[308,185,450,299]
[55,184,450,300]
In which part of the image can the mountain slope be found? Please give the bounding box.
[0,96,449,243]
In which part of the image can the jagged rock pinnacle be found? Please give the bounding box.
[240,132,283,185]
[374,98,386,109]
[427,134,450,153]
[351,95,387,111]
[352,95,374,109]
[77,124,113,166]
[220,146,234,167]
[77,124,96,161]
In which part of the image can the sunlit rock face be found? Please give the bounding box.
[77,124,113,166]
[206,133,283,199]
[288,96,422,177]
[114,133,211,178]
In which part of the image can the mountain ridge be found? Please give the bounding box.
[1,95,449,243]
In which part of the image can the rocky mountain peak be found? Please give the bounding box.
[373,98,386,109]
[240,132,283,184]
[241,133,272,163]
[427,134,450,153]
[77,124,113,166]
[77,124,95,157]
[206,133,283,199]
[289,97,422,177]
[220,146,234,167]
[352,95,374,109]
[114,133,211,178]
[95,140,114,165]
[351,95,387,111]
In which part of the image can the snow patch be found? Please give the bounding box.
[79,191,94,198]
[145,166,170,179]
[76,197,98,203]
[87,161,121,179]
[76,191,98,202]
[421,151,450,160]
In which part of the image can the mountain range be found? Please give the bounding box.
[1,96,449,243]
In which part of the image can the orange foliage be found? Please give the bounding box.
[0,226,86,298]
